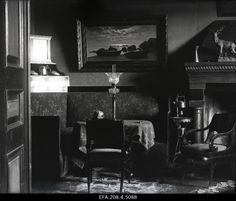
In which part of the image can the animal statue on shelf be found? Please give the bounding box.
[209,26,236,58]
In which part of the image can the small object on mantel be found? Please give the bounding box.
[31,70,39,75]
[195,46,199,62]
[39,65,51,76]
[48,65,65,76]
[31,63,65,76]
[50,70,60,76]
[202,21,236,62]
[212,26,236,59]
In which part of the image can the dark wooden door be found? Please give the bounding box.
[0,0,30,193]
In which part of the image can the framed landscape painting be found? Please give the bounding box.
[77,15,167,72]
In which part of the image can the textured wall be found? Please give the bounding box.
[67,92,159,123]
[31,93,68,130]
[67,87,160,140]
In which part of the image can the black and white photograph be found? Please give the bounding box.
[0,0,235,197]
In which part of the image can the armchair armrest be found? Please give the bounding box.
[182,126,209,143]
[209,128,235,152]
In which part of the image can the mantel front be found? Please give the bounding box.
[185,62,236,90]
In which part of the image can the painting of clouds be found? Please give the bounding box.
[86,25,157,62]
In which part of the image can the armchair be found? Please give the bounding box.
[180,113,236,187]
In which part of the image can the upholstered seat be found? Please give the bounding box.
[90,148,122,153]
[181,143,227,159]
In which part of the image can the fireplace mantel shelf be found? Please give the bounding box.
[185,62,236,72]
[184,62,236,90]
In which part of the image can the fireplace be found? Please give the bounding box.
[185,62,236,141]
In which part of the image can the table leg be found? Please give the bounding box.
[173,126,184,164]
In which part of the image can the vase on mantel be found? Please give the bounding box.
[195,46,199,63]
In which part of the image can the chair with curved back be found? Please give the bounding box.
[86,119,130,193]
[180,113,236,187]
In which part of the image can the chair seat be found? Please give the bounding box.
[181,143,227,159]
[88,148,125,166]
[90,148,122,153]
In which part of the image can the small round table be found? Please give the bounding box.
[171,116,192,164]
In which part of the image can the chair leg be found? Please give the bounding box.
[181,160,189,185]
[208,163,215,187]
[87,167,92,193]
[181,165,186,185]
[120,168,124,193]
[127,158,133,184]
[231,159,235,180]
[90,168,93,183]
[128,172,131,184]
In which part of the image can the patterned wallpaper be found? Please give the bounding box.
[31,93,68,130]
[31,90,160,137]
[67,91,159,135]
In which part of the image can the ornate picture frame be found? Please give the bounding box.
[77,15,167,72]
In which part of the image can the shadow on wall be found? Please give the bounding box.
[53,7,79,72]
[126,23,210,97]
[166,26,210,98]
[53,0,106,72]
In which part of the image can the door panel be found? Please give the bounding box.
[6,90,24,128]
[6,0,23,68]
[7,146,24,193]
[0,0,30,193]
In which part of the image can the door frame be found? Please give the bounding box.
[26,0,32,193]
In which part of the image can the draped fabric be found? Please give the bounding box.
[73,120,155,153]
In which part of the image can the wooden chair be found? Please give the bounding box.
[86,119,130,193]
[180,113,236,187]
